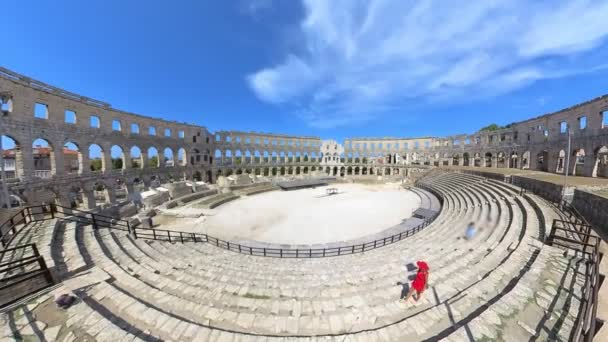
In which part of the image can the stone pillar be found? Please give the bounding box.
[82,187,97,209]
[140,153,148,169]
[80,152,91,174]
[56,191,73,214]
[21,144,34,181]
[105,187,117,204]
[52,148,64,176]
[102,152,112,172]
[126,183,136,196]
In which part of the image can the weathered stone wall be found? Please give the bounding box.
[511,176,564,202]
[2,65,608,213]
[572,190,608,239]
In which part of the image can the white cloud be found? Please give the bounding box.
[240,0,274,17]
[247,0,608,128]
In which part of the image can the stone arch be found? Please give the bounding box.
[189,148,200,165]
[271,151,278,164]
[130,146,143,169]
[147,147,160,168]
[177,148,187,166]
[63,141,83,174]
[32,138,55,178]
[225,149,233,165]
[163,147,174,167]
[484,152,493,168]
[593,146,608,178]
[89,144,105,172]
[1,134,23,180]
[452,153,460,166]
[110,145,126,170]
[214,149,222,165]
[463,152,470,166]
[522,151,531,169]
[536,150,548,172]
[510,151,519,169]
[245,150,252,164]
[572,148,586,176]
[496,152,506,168]
[234,150,242,165]
[556,150,566,174]
[473,152,482,167]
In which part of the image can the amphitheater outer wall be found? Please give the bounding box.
[1,66,608,210]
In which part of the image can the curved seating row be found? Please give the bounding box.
[0,171,587,341]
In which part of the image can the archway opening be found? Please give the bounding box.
[1,135,22,180]
[110,145,125,170]
[130,146,143,169]
[63,141,82,174]
[89,144,105,172]
[32,138,55,178]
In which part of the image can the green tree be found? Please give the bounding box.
[90,159,103,171]
[479,124,505,132]
[148,156,159,167]
[112,158,123,169]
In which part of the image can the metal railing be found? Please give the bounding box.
[547,220,602,342]
[132,212,438,258]
[480,174,602,342]
[0,243,54,308]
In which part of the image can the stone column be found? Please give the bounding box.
[105,187,117,204]
[80,152,91,174]
[102,151,112,172]
[82,186,97,209]
[21,144,34,181]
[52,148,64,176]
[56,191,73,214]
[140,153,148,170]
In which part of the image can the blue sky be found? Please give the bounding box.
[3,0,608,152]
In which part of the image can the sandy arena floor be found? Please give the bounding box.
[158,183,421,245]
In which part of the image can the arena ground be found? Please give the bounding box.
[156,183,420,245]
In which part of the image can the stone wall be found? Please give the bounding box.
[511,176,564,202]
[572,190,608,239]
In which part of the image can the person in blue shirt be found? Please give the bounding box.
[465,222,476,240]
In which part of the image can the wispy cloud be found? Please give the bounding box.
[247,0,608,128]
[239,0,274,18]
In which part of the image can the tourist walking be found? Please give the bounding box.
[465,221,477,240]
[403,261,430,302]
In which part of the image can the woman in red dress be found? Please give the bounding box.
[403,261,430,302]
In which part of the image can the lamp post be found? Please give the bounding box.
[562,127,572,201]
[0,135,11,208]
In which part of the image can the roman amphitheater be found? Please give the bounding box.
[1,66,607,341]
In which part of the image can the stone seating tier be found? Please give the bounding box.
[0,172,586,341]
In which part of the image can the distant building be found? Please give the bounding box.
[1,147,79,179]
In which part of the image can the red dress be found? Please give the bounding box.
[411,261,429,292]
[411,270,428,292]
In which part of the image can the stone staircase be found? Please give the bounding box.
[0,172,589,341]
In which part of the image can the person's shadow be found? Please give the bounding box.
[397,262,418,299]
